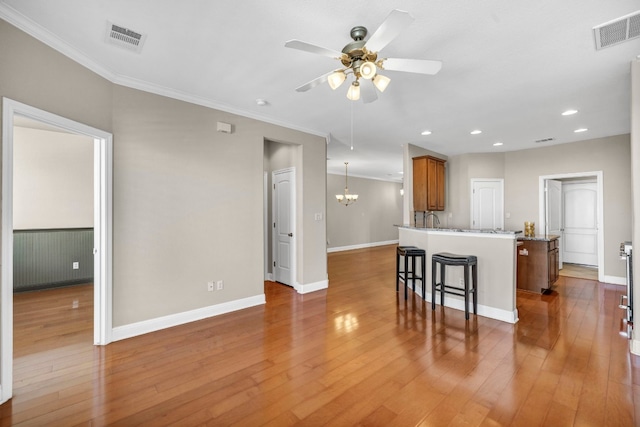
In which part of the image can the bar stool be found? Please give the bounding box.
[396,246,426,300]
[432,252,478,319]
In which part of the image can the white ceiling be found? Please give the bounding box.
[1,1,639,182]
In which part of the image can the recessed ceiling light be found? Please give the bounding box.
[493,142,503,146]
[421,130,432,136]
[470,130,482,135]
[574,128,588,133]
[255,98,268,106]
[398,171,404,174]
[562,109,578,116]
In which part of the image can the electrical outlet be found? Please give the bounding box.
[216,280,224,290]
[72,299,79,309]
[72,262,79,270]
[207,281,215,292]
[459,278,464,286]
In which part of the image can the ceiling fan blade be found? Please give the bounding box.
[361,80,378,104]
[285,40,342,59]
[295,70,335,92]
[382,58,443,75]
[364,9,414,53]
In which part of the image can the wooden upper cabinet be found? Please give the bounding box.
[413,156,446,212]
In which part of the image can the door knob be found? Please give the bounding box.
[288,233,293,237]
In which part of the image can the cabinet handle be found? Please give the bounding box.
[619,295,629,309]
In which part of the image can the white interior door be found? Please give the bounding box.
[471,179,504,230]
[546,179,563,268]
[273,169,295,287]
[563,182,598,266]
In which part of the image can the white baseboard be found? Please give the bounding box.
[400,285,519,324]
[327,240,399,253]
[112,294,266,342]
[265,273,273,281]
[602,275,626,286]
[295,278,328,294]
[631,337,640,356]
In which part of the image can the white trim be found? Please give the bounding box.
[602,275,626,286]
[263,171,269,280]
[112,295,266,342]
[631,337,640,356]
[1,98,113,403]
[295,279,329,294]
[0,4,327,142]
[327,240,399,253]
[538,171,605,283]
[404,285,519,324]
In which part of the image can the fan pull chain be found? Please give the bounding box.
[350,102,354,151]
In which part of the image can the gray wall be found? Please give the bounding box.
[0,19,327,327]
[327,174,402,250]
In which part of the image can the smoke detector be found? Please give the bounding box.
[593,11,640,50]
[105,21,147,53]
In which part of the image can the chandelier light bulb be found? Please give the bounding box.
[328,71,346,90]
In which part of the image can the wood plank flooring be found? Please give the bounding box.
[3,244,638,425]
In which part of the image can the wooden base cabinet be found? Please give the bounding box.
[413,155,446,212]
[517,237,560,293]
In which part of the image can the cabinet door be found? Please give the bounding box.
[436,160,445,210]
[548,247,559,285]
[412,157,427,212]
[426,157,439,211]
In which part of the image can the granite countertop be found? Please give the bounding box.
[397,224,523,235]
[517,234,560,241]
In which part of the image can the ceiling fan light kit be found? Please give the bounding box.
[285,9,442,103]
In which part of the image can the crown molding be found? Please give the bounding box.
[0,5,328,140]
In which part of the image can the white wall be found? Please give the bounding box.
[13,126,93,229]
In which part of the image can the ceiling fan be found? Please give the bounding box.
[285,9,442,103]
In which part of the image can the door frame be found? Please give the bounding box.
[538,171,604,282]
[1,98,113,403]
[470,178,504,230]
[272,167,296,289]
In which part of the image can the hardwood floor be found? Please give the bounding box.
[3,244,638,425]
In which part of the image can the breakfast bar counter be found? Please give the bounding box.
[398,225,521,323]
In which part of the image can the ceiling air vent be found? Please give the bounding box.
[534,137,555,144]
[105,21,147,53]
[593,10,640,50]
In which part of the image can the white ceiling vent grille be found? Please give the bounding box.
[594,11,640,50]
[534,137,555,144]
[105,21,147,53]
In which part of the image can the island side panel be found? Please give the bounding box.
[398,228,518,323]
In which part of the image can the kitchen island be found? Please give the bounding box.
[398,225,521,324]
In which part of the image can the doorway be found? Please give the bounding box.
[1,98,113,403]
[539,171,604,283]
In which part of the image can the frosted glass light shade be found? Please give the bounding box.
[328,71,346,90]
[346,82,360,101]
[359,61,376,79]
[373,74,391,92]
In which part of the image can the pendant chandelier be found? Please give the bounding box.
[336,162,358,206]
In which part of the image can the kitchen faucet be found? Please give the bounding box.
[425,211,440,229]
